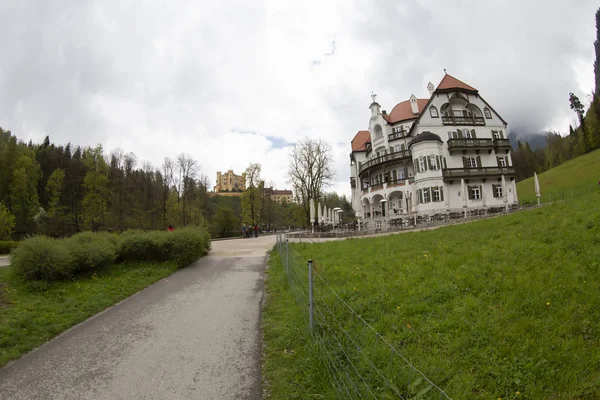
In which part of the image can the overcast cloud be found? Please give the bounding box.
[0,1,597,197]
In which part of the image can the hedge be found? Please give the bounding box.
[0,241,18,255]
[117,228,211,268]
[12,228,211,282]
[11,236,75,282]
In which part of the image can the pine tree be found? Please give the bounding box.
[594,7,600,95]
[82,145,109,231]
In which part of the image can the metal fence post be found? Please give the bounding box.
[285,238,289,273]
[308,259,314,331]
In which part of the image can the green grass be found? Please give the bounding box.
[263,192,600,399]
[517,148,600,202]
[0,261,178,367]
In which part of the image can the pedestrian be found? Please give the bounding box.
[254,224,258,238]
[168,225,174,232]
[242,224,247,238]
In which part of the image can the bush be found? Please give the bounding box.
[11,236,74,282]
[117,228,211,268]
[0,240,18,255]
[67,231,117,274]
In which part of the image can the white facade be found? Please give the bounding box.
[349,74,518,228]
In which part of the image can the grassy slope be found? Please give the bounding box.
[516,148,600,202]
[0,262,178,367]
[263,192,600,399]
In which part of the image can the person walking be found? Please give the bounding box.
[253,224,258,238]
[242,224,247,238]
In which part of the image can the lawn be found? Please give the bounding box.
[0,261,178,367]
[263,191,600,399]
[516,148,600,203]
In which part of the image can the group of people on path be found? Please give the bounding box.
[242,224,259,238]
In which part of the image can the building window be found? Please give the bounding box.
[429,106,439,118]
[428,155,437,170]
[497,157,507,167]
[466,157,477,168]
[484,108,492,119]
[374,124,383,139]
[419,157,426,172]
[423,188,431,203]
[432,187,441,202]
[469,186,482,200]
[493,185,503,198]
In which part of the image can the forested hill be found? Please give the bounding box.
[0,128,214,237]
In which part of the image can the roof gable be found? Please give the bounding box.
[351,130,371,151]
[436,74,478,92]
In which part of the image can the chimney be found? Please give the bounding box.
[427,82,435,97]
[409,94,419,114]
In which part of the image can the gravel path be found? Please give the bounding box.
[0,235,276,400]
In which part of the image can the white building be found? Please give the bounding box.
[349,73,518,229]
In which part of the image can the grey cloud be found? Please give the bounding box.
[348,0,598,135]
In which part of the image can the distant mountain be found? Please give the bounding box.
[508,131,547,151]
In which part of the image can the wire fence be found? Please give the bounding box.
[518,181,600,207]
[276,234,453,399]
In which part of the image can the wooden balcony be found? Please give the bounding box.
[493,138,512,153]
[442,115,486,126]
[358,149,412,174]
[442,166,516,180]
[447,138,493,154]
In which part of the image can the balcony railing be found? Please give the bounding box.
[442,115,486,126]
[493,138,511,151]
[447,138,493,153]
[358,149,412,174]
[388,129,409,141]
[442,166,516,179]
[370,182,384,191]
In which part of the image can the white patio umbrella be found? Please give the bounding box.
[513,179,519,205]
[309,198,315,224]
[534,172,541,205]
[501,175,508,212]
[317,202,323,224]
[461,178,467,218]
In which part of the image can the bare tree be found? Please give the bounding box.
[245,162,261,189]
[287,138,334,225]
[242,163,262,224]
[177,153,198,226]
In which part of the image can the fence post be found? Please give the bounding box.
[285,238,289,273]
[308,259,314,331]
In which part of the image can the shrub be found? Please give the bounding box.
[11,236,74,282]
[67,231,117,274]
[0,240,18,255]
[117,228,211,268]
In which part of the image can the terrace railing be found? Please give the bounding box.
[358,149,412,174]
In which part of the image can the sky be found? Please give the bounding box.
[0,1,598,198]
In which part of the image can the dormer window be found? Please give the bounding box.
[484,107,492,119]
[429,106,439,118]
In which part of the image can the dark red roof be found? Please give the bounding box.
[387,99,429,123]
[436,74,478,92]
[351,130,370,151]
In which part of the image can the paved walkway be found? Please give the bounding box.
[0,235,276,400]
[0,256,9,267]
